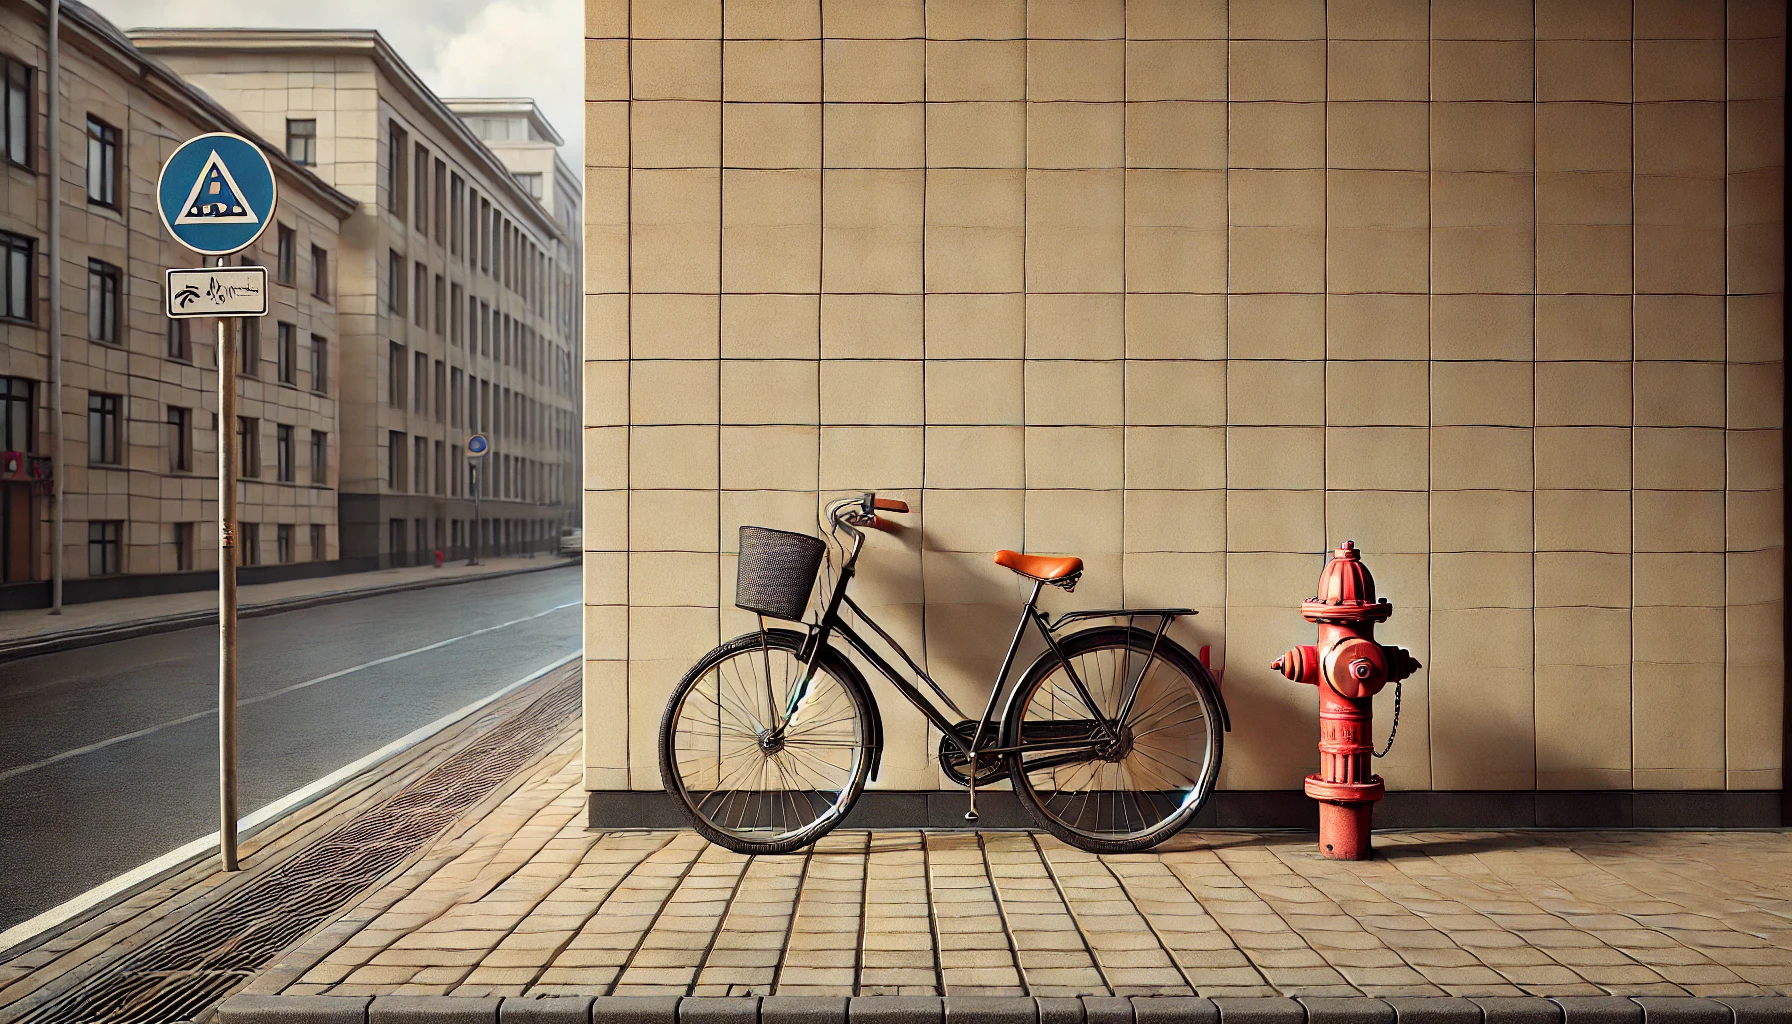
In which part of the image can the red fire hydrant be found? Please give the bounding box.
[1271,541,1419,860]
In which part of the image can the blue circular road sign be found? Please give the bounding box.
[156,133,278,257]
[467,434,489,456]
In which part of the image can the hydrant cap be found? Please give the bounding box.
[1301,539,1393,623]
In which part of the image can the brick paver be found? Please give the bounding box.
[261,744,1792,1002]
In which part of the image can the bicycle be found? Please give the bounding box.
[657,493,1232,855]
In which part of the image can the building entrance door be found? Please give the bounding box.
[1,483,32,582]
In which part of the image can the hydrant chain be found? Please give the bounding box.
[1373,678,1401,759]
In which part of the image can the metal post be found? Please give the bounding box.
[217,308,239,872]
[46,0,62,615]
[469,463,480,566]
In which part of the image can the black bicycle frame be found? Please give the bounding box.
[773,499,1144,766]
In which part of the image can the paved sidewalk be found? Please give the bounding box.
[0,555,573,655]
[252,745,1792,1003]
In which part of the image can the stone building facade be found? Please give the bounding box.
[0,0,354,607]
[134,30,585,568]
[581,0,1787,824]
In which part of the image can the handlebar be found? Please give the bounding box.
[873,498,909,513]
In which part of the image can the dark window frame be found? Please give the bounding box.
[1,376,33,452]
[311,245,330,300]
[87,520,121,576]
[275,223,295,284]
[0,230,33,322]
[309,334,328,394]
[86,391,120,465]
[84,115,119,209]
[2,55,32,169]
[166,405,191,472]
[285,118,316,166]
[387,120,408,217]
[277,321,297,385]
[276,423,294,482]
[310,429,327,484]
[86,259,120,344]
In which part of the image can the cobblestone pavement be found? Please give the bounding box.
[259,739,1792,1003]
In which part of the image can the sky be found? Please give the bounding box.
[89,0,584,161]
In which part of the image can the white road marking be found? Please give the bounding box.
[0,600,579,783]
[0,650,580,958]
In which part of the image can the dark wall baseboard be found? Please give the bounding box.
[589,789,1786,832]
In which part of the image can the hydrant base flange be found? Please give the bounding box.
[1304,774,1384,803]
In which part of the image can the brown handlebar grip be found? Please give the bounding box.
[873,498,909,513]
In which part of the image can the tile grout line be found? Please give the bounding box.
[1026,834,1115,995]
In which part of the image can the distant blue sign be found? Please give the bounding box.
[467,434,489,457]
[156,133,277,257]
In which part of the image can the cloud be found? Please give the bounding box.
[85,0,584,160]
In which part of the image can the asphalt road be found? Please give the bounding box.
[0,565,582,931]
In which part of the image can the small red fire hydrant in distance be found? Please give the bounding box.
[1271,540,1419,861]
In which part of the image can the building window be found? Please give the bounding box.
[387,250,404,315]
[1,231,32,322]
[277,322,297,384]
[414,435,428,493]
[413,141,429,235]
[311,245,329,300]
[275,224,295,284]
[388,518,405,559]
[434,360,446,423]
[450,175,464,256]
[167,405,191,472]
[277,524,294,563]
[450,368,463,427]
[239,318,260,377]
[240,522,260,566]
[87,521,121,576]
[2,377,33,452]
[310,334,328,394]
[2,57,30,168]
[237,416,260,478]
[173,522,194,571]
[87,392,120,464]
[434,159,447,240]
[414,263,427,326]
[310,523,326,562]
[434,440,445,495]
[388,342,406,408]
[386,120,408,217]
[285,119,316,166]
[310,429,327,484]
[414,351,427,413]
[388,430,405,490]
[166,315,189,361]
[85,116,118,208]
[450,283,463,344]
[514,172,542,199]
[276,423,294,482]
[434,274,445,335]
[87,260,120,343]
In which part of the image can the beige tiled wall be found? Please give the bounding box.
[583,0,1786,795]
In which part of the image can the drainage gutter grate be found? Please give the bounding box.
[14,677,579,1024]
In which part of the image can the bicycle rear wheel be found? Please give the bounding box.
[1006,626,1222,853]
[659,629,873,855]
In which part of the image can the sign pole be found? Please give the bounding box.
[470,464,481,566]
[218,301,240,872]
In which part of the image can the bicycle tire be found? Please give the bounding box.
[1005,626,1223,854]
[659,629,874,855]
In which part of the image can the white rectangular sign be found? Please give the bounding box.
[165,267,269,318]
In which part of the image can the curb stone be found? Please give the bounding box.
[1552,998,1643,1024]
[1213,998,1306,1024]
[680,998,759,1024]
[1038,998,1087,1024]
[1471,999,1562,1024]
[1718,1002,1792,1024]
[500,998,595,1024]
[947,997,1042,1024]
[1303,998,1395,1024]
[372,996,500,1024]
[849,996,943,1024]
[212,996,1792,1024]
[1085,997,1135,1024]
[1385,998,1483,1024]
[218,994,371,1024]
[592,997,679,1024]
[757,998,845,1024]
[1634,1000,1733,1024]
[1135,999,1218,1024]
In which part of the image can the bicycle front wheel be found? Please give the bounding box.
[1006,626,1222,853]
[659,629,874,855]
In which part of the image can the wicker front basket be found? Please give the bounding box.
[735,526,826,621]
